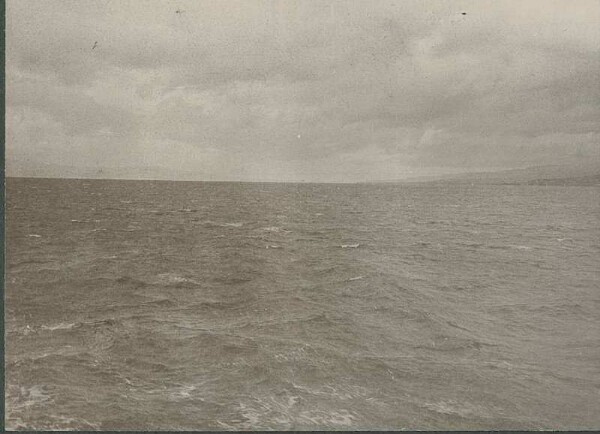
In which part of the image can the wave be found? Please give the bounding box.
[201,220,244,228]
[191,299,251,311]
[155,273,200,287]
[115,276,148,287]
[228,395,358,429]
[488,244,533,251]
[6,411,100,431]
[254,312,349,331]
[115,274,200,289]
[6,385,51,412]
[456,241,484,248]
[261,226,290,233]
[9,321,81,336]
[422,400,478,417]
[8,325,36,336]
[412,334,497,353]
[347,275,365,281]
[41,322,76,331]
[141,298,175,308]
[212,275,254,285]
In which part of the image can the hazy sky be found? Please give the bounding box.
[6,0,600,182]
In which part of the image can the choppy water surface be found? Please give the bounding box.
[5,178,600,430]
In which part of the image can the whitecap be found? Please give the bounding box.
[266,245,282,249]
[41,322,76,331]
[156,273,199,285]
[298,409,356,427]
[27,234,42,238]
[348,275,365,281]
[12,385,51,408]
[262,226,282,232]
[222,222,243,227]
[170,384,198,400]
[262,226,291,233]
[203,220,244,228]
[216,421,236,430]
[423,401,477,417]
[341,243,360,248]
[19,325,36,335]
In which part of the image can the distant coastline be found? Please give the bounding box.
[6,160,600,186]
[375,161,600,187]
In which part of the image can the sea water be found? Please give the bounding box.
[5,178,600,430]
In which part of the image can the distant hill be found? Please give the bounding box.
[524,174,600,186]
[421,161,600,186]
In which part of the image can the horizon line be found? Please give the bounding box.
[5,174,428,185]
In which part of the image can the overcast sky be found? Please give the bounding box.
[6,0,600,182]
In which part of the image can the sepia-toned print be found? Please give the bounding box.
[5,0,600,430]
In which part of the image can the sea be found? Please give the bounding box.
[5,177,600,430]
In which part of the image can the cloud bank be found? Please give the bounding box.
[6,0,600,182]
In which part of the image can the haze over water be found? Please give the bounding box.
[6,177,600,430]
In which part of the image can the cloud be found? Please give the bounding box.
[6,0,600,181]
